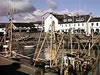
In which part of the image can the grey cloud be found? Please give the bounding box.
[47,0,57,9]
[0,0,36,16]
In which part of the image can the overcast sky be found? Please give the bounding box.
[0,0,100,22]
[33,0,100,16]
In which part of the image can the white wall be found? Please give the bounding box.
[59,22,100,35]
[44,14,100,35]
[88,22,100,34]
[0,28,5,32]
[0,28,6,35]
[60,23,86,33]
[44,14,60,32]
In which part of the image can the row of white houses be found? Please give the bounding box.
[44,13,100,35]
[0,13,100,36]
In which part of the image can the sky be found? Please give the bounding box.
[32,0,100,15]
[0,0,100,22]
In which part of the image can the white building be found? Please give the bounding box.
[44,13,100,35]
[0,23,8,35]
[44,13,60,32]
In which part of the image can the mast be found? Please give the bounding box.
[50,20,56,67]
[86,14,92,36]
[9,16,13,56]
[8,0,14,57]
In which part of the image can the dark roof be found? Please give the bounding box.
[52,13,69,22]
[73,15,90,23]
[30,21,42,24]
[51,13,69,23]
[0,23,9,28]
[51,13,91,24]
[90,17,100,22]
[0,22,41,28]
[13,23,35,27]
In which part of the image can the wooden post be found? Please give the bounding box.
[9,17,13,56]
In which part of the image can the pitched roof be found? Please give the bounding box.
[13,23,34,27]
[52,13,69,21]
[51,13,69,23]
[0,23,36,28]
[90,17,100,22]
[51,13,91,24]
[0,23,9,28]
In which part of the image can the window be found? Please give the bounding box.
[69,24,70,26]
[91,29,94,32]
[82,23,84,26]
[68,19,72,22]
[63,19,67,22]
[66,25,67,27]
[19,27,22,29]
[96,23,98,26]
[76,17,84,21]
[50,17,52,19]
[96,29,99,33]
[78,24,80,26]
[62,30,64,32]
[66,29,67,32]
[74,24,76,26]
[52,21,55,24]
[91,23,94,26]
[28,27,30,29]
[81,29,85,32]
